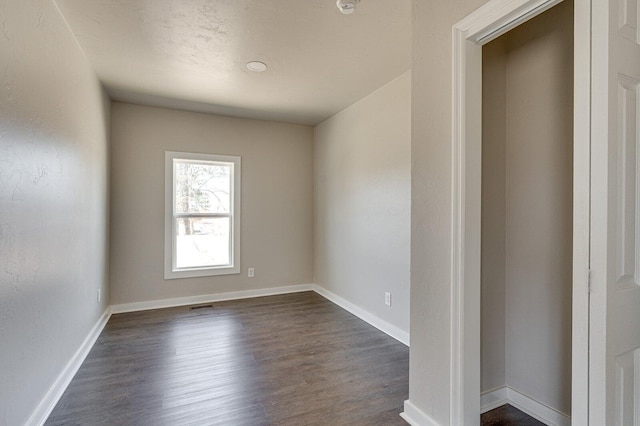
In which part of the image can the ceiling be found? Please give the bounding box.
[54,0,411,126]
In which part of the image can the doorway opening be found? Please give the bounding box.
[480,2,573,424]
[449,0,590,424]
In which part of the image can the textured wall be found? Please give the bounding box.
[480,2,573,415]
[409,0,489,423]
[0,1,110,424]
[109,102,314,305]
[481,37,508,394]
[314,72,411,335]
[503,2,573,415]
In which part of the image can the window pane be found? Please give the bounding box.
[175,161,231,214]
[175,217,230,268]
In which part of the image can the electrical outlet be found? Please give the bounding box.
[248,268,255,278]
[384,292,391,307]
[97,289,102,303]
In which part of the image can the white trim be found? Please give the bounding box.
[450,0,590,424]
[26,307,112,426]
[507,386,571,426]
[571,0,592,424]
[400,399,441,426]
[480,387,508,413]
[459,0,563,44]
[312,285,410,346]
[164,151,241,280]
[111,284,409,346]
[111,284,315,314]
[480,386,571,426]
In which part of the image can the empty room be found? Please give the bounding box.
[1,0,637,425]
[1,0,412,424]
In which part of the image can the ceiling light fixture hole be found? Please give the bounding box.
[246,61,267,72]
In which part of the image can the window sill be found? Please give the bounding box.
[164,265,240,280]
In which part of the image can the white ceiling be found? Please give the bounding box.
[55,0,411,125]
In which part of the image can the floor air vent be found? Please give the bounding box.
[189,304,213,310]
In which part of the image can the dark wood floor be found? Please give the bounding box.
[481,404,547,425]
[46,292,410,425]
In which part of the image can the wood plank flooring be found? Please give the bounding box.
[46,292,409,425]
[481,404,547,425]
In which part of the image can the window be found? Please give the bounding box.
[165,151,240,279]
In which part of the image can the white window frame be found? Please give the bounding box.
[164,151,241,279]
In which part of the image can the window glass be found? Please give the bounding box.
[165,151,240,279]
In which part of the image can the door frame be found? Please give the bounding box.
[449,0,591,424]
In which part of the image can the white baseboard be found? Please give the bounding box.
[481,386,571,426]
[111,283,410,346]
[311,284,410,346]
[110,284,315,314]
[480,386,508,413]
[506,386,571,426]
[400,399,441,426]
[26,307,112,426]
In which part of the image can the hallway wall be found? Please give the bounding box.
[0,1,111,424]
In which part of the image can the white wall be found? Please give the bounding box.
[109,103,314,305]
[0,1,110,424]
[481,37,508,394]
[314,72,411,337]
[503,2,573,414]
[482,0,573,416]
[409,0,489,422]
